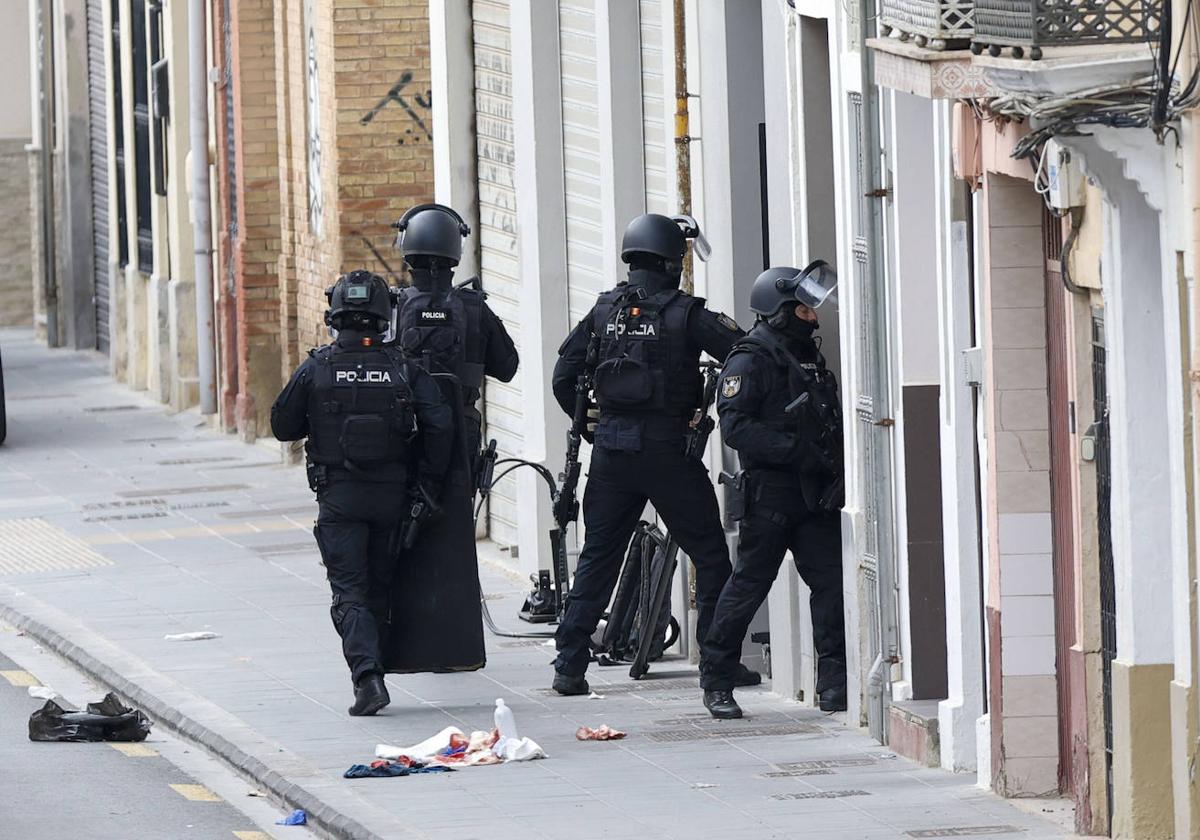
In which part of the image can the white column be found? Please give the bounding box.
[934,101,983,772]
[759,1,812,704]
[509,0,570,576]
[430,0,481,281]
[595,0,645,286]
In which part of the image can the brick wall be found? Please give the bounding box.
[1,139,33,327]
[331,0,434,281]
[232,0,285,440]
[219,0,435,439]
[270,0,434,364]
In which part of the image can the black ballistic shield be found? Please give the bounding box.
[381,371,486,674]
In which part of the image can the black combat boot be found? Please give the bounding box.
[552,672,590,696]
[734,663,762,687]
[818,684,847,713]
[703,690,743,720]
[348,673,391,716]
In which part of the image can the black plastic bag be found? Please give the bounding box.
[28,692,152,743]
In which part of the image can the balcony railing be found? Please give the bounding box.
[971,0,1162,60]
[880,0,974,50]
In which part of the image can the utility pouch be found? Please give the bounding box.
[306,462,329,493]
[593,357,656,407]
[720,470,748,522]
[341,415,390,463]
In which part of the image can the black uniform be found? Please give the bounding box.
[701,321,846,693]
[393,270,518,458]
[270,331,454,684]
[552,268,745,678]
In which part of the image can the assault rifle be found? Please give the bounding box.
[548,334,599,619]
[685,362,722,461]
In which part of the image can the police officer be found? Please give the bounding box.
[271,270,455,717]
[391,204,518,464]
[550,213,750,696]
[701,262,846,719]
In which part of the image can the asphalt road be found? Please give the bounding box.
[0,648,295,840]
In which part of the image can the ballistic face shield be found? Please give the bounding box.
[670,214,711,263]
[749,261,838,319]
[785,260,838,309]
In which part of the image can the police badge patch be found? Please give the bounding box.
[717,312,740,331]
[722,375,742,398]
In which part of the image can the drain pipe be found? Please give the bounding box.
[37,0,59,348]
[189,0,217,414]
[673,0,694,294]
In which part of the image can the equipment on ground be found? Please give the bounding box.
[592,362,722,678]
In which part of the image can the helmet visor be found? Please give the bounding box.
[792,260,838,309]
[670,214,711,263]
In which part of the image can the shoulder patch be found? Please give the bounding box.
[717,313,740,332]
[721,375,742,398]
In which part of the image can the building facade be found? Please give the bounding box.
[27,1,1200,836]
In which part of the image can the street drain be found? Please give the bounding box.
[760,769,835,778]
[84,405,142,413]
[82,499,166,511]
[498,639,552,648]
[84,511,170,523]
[769,790,870,801]
[647,722,822,742]
[117,484,249,498]
[905,829,1023,838]
[775,756,881,770]
[122,436,181,443]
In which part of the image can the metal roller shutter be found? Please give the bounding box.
[473,0,523,546]
[640,0,670,215]
[559,1,604,324]
[85,0,110,353]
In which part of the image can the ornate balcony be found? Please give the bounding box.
[880,0,974,50]
[970,0,1162,60]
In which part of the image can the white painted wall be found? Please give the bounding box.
[1064,132,1178,668]
[933,101,984,773]
[0,1,32,140]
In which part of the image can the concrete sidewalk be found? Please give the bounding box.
[0,329,1077,840]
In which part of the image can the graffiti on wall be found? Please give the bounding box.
[360,71,433,144]
[304,0,324,235]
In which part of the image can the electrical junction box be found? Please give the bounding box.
[1045,140,1086,210]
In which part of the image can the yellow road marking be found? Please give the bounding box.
[169,783,221,802]
[0,670,39,687]
[233,832,271,840]
[108,742,158,757]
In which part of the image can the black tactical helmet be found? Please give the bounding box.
[620,214,688,264]
[393,203,470,265]
[749,261,838,318]
[324,270,393,332]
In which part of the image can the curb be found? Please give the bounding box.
[0,586,415,840]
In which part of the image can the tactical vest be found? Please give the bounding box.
[305,345,416,472]
[589,284,701,420]
[394,285,486,399]
[729,327,842,459]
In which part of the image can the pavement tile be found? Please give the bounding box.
[0,330,1080,840]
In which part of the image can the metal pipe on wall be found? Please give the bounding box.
[189,0,216,413]
[673,0,693,294]
[38,0,59,347]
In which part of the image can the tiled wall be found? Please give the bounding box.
[982,174,1060,796]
